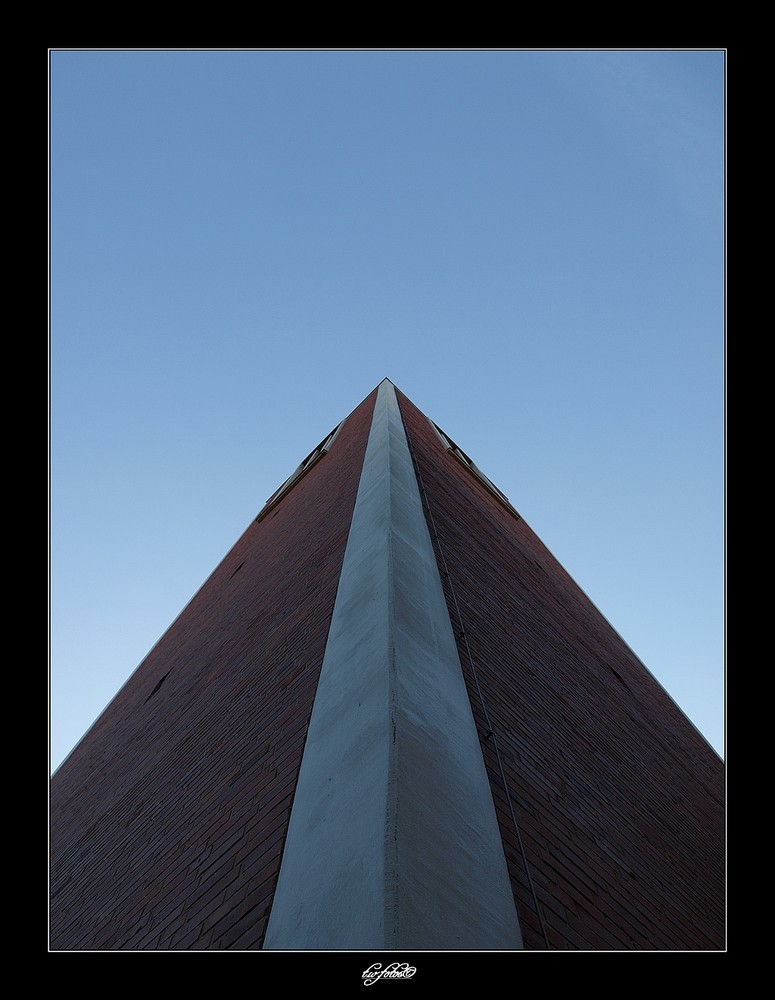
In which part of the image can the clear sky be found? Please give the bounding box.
[50,49,725,770]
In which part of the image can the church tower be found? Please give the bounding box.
[50,380,724,950]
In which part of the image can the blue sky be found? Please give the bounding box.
[50,49,724,770]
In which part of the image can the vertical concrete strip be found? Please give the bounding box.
[264,380,523,950]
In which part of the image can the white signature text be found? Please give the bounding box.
[362,963,417,985]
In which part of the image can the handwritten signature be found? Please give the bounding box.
[362,963,417,985]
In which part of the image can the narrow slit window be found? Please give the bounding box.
[256,421,344,523]
[429,419,520,521]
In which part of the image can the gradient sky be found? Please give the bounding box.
[50,49,725,770]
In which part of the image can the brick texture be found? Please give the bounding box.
[396,389,725,951]
[50,389,377,950]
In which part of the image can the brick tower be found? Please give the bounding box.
[50,380,725,951]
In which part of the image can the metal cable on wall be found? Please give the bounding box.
[404,428,552,951]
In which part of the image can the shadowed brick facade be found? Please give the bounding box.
[50,380,724,951]
[395,388,725,951]
[50,388,377,950]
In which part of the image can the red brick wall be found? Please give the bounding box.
[50,389,377,950]
[397,390,725,951]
